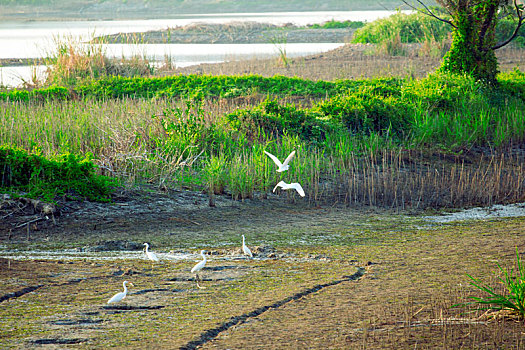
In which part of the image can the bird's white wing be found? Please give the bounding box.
[264,151,283,168]
[282,151,296,166]
[243,245,253,257]
[191,260,206,273]
[273,181,285,193]
[292,183,305,197]
[148,252,159,261]
[108,292,124,304]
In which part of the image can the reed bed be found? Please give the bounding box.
[2,95,524,209]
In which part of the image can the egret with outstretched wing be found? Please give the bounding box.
[273,180,305,197]
[264,150,296,172]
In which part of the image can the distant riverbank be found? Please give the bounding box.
[93,22,358,45]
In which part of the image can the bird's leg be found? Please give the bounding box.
[195,273,206,289]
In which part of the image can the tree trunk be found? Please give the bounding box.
[439,1,501,83]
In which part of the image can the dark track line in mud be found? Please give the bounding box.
[0,285,43,303]
[31,338,87,345]
[179,266,366,350]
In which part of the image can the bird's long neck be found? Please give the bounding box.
[145,244,149,253]
[242,236,245,245]
[201,252,206,262]
[122,282,128,293]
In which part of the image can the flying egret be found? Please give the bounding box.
[273,180,305,197]
[143,242,159,262]
[107,281,133,304]
[191,250,207,289]
[264,150,296,172]
[242,235,253,258]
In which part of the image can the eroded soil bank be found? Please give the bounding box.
[1,188,524,349]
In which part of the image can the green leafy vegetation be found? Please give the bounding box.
[352,11,451,45]
[462,248,525,318]
[352,11,525,49]
[1,70,524,206]
[0,146,116,202]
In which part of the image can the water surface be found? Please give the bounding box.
[0,11,405,87]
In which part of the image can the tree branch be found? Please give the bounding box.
[491,0,525,50]
[401,0,457,28]
[478,4,499,51]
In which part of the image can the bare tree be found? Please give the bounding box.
[402,0,524,83]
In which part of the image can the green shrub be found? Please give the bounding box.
[226,98,336,143]
[352,11,450,44]
[315,93,411,136]
[0,146,116,202]
[0,85,69,102]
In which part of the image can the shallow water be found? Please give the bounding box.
[0,249,193,261]
[0,10,406,87]
[423,203,525,223]
[0,42,343,87]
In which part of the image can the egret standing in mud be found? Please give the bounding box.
[273,180,305,197]
[191,250,207,289]
[108,281,133,304]
[264,150,296,172]
[242,235,253,258]
[143,243,159,262]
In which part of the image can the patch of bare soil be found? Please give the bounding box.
[0,186,350,245]
[168,44,525,81]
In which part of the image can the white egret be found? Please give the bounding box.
[191,250,207,289]
[264,150,296,172]
[143,242,159,262]
[242,235,253,258]
[107,281,133,304]
[273,180,305,197]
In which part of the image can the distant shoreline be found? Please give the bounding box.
[93,23,357,45]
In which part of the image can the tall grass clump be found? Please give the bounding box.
[44,36,154,87]
[461,248,525,318]
[352,10,524,55]
[406,72,525,148]
[352,11,450,55]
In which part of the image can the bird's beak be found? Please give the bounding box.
[129,283,134,287]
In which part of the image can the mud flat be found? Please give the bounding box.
[1,188,524,348]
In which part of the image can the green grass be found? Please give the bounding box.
[1,70,524,205]
[463,247,525,318]
[352,11,525,50]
